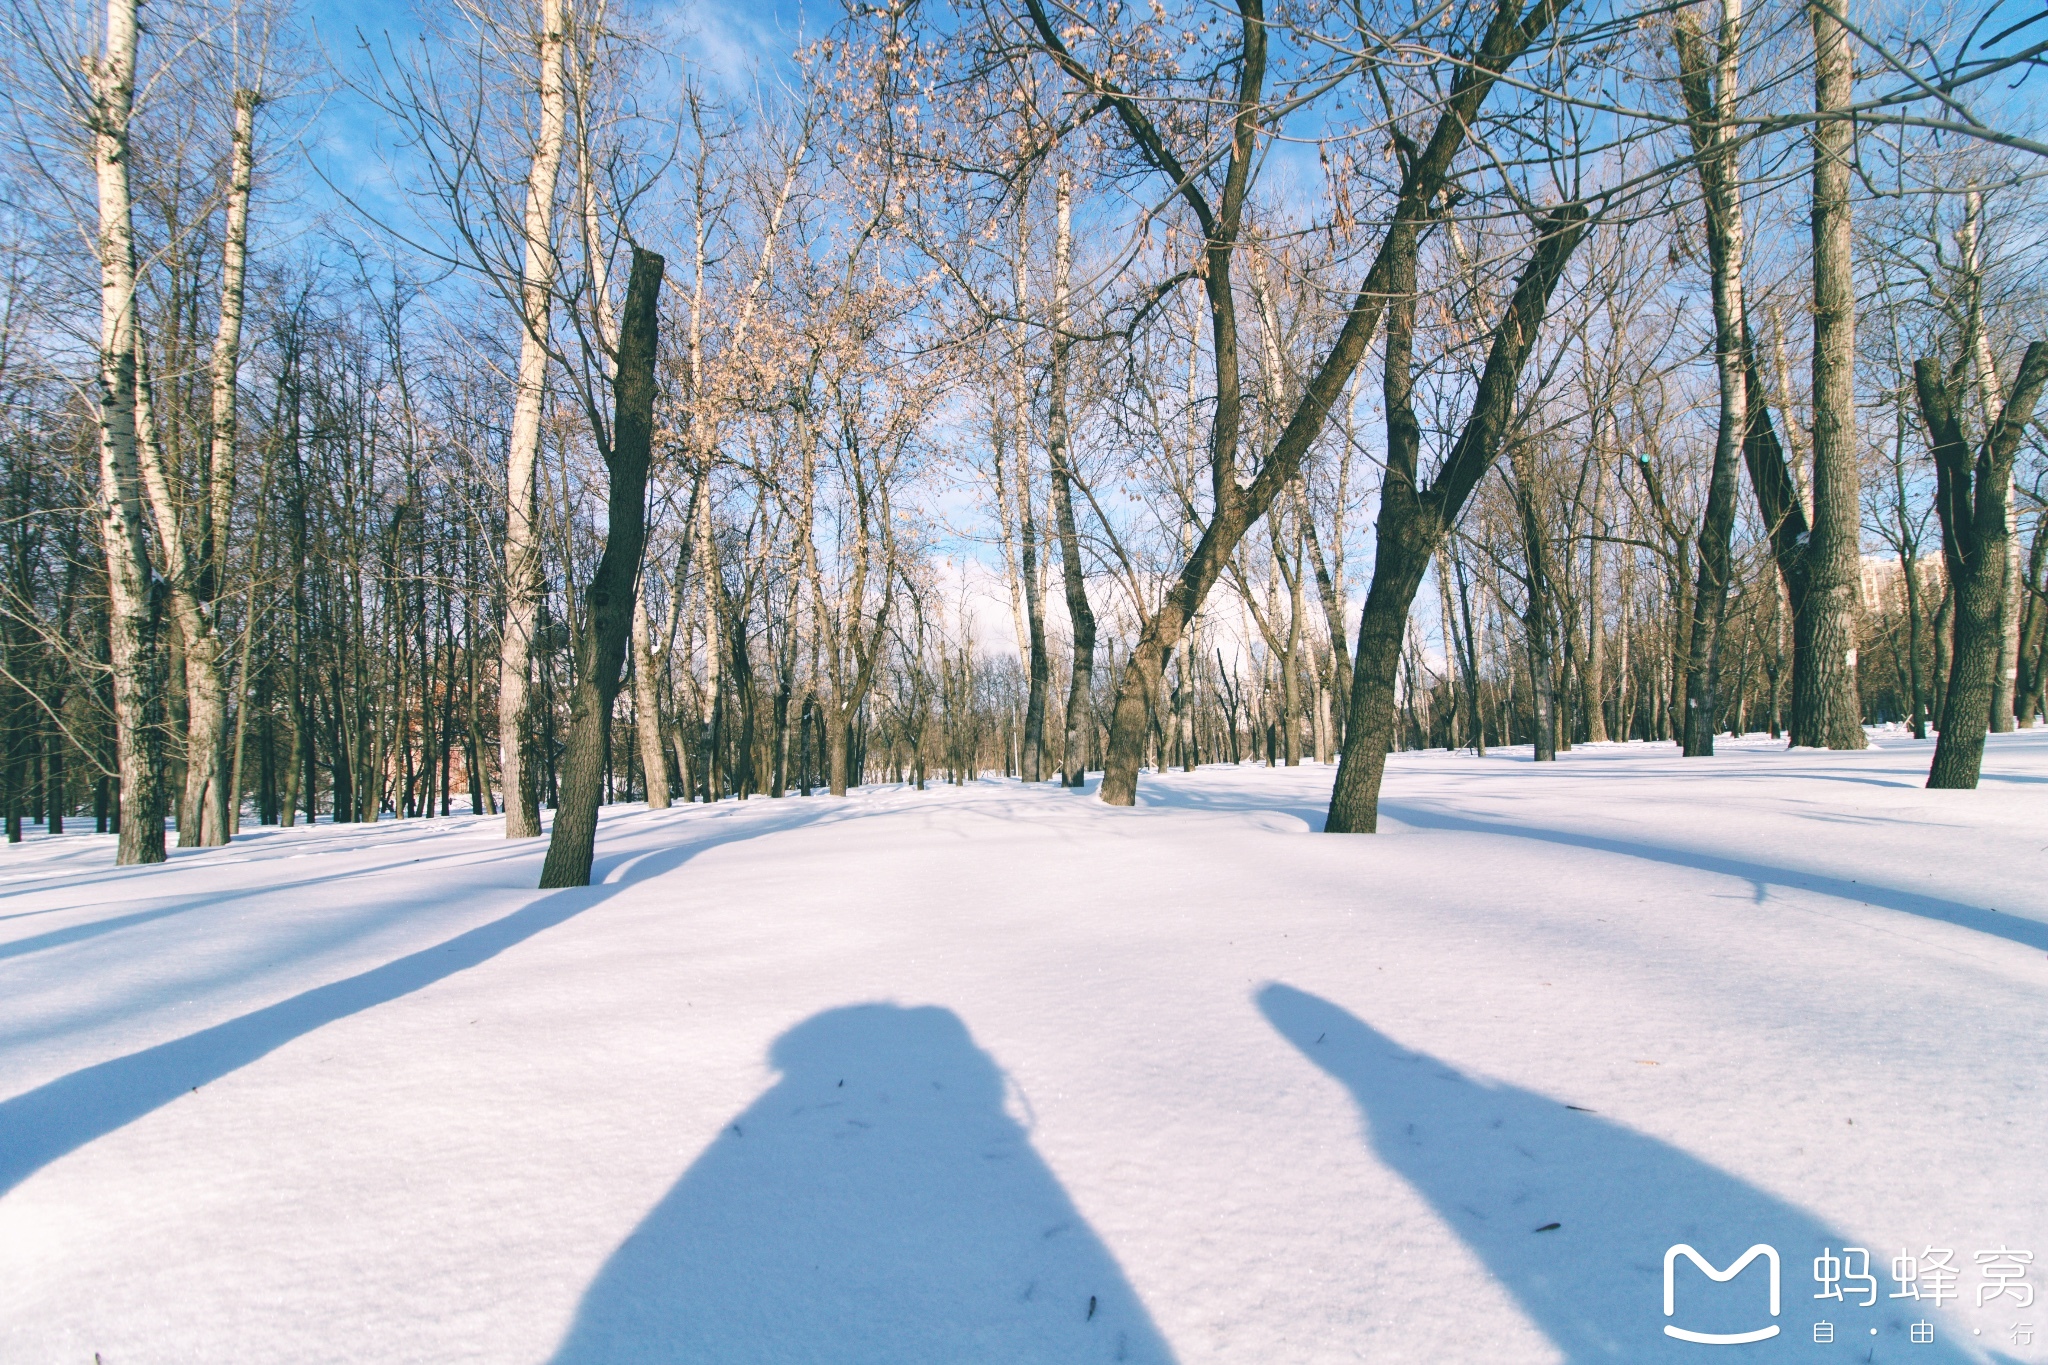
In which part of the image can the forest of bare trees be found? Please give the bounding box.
[1,0,2044,875]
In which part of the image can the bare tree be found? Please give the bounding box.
[1793,0,1869,750]
[497,0,569,837]
[1914,342,2048,788]
[89,0,167,863]
[1671,2,1750,758]
[538,245,662,885]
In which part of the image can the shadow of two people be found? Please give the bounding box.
[551,991,2001,1364]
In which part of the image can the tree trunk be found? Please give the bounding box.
[1792,0,1867,750]
[630,592,669,808]
[1993,487,2022,730]
[133,350,233,848]
[1280,551,1305,766]
[1957,186,2022,734]
[1505,444,1556,761]
[90,0,166,866]
[498,0,568,838]
[1674,8,1748,758]
[1901,545,1928,739]
[1581,457,1609,741]
[198,88,260,840]
[2015,516,2048,727]
[1299,484,1353,746]
[1089,0,1569,805]
[1048,171,1095,786]
[1012,222,1050,783]
[693,468,724,803]
[1452,549,1487,754]
[539,247,664,887]
[1327,206,1588,832]
[1915,344,2048,788]
[827,713,852,796]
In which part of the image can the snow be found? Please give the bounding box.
[3,732,2045,1363]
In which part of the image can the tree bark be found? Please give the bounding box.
[1915,342,2048,789]
[2014,516,2048,727]
[498,0,568,838]
[1326,206,1588,832]
[135,343,233,850]
[1010,216,1050,782]
[188,87,259,842]
[1048,169,1096,786]
[1740,321,1810,604]
[90,0,166,865]
[631,592,669,807]
[1899,535,1929,740]
[1674,8,1749,758]
[1956,187,2021,733]
[1581,456,1609,741]
[1792,0,1868,749]
[539,247,664,887]
[1505,442,1556,761]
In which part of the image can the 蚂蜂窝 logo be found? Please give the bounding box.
[1664,1243,1782,1344]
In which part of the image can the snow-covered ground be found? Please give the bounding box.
[3,732,2045,1363]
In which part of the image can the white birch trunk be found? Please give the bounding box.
[1961,189,2022,731]
[91,0,166,864]
[498,0,568,837]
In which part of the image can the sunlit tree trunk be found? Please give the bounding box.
[1916,344,2048,788]
[539,247,664,886]
[1048,169,1095,785]
[1012,212,1049,782]
[1506,441,1556,762]
[134,358,230,846]
[1326,208,1587,832]
[1581,455,1609,741]
[498,0,568,837]
[89,0,166,865]
[1959,189,2021,732]
[1792,0,1868,750]
[1674,5,1748,758]
[631,595,669,808]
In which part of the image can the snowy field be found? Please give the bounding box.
[3,732,2045,1364]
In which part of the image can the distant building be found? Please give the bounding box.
[1860,553,1944,616]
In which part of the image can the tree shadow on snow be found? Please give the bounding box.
[0,802,844,1201]
[1113,778,2043,956]
[0,901,217,962]
[1377,802,2048,955]
[1134,779,1333,831]
[549,1003,1176,1365]
[1259,984,1990,1363]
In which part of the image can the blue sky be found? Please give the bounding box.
[292,0,821,250]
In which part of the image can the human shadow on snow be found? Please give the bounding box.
[549,1003,1176,1365]
[0,801,844,1200]
[1259,984,1993,1364]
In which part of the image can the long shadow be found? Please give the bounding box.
[1131,781,2044,954]
[0,834,554,985]
[1259,985,1992,1362]
[549,1003,1176,1365]
[0,902,205,962]
[2,827,544,908]
[0,804,841,1201]
[1378,802,2048,954]
[1135,780,1333,831]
